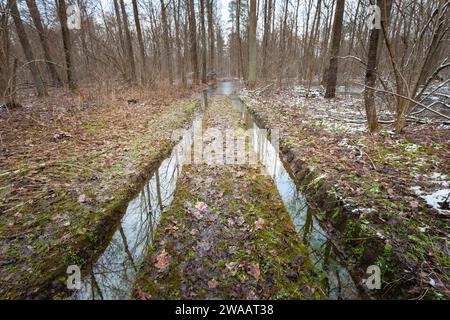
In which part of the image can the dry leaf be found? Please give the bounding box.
[195,201,209,212]
[225,261,238,275]
[248,263,261,281]
[254,217,267,230]
[208,279,219,289]
[135,288,152,300]
[155,249,171,272]
[77,194,92,203]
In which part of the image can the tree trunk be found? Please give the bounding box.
[262,0,272,81]
[173,0,185,86]
[324,0,345,98]
[119,0,136,83]
[181,4,189,86]
[207,0,215,74]
[0,8,12,104]
[248,0,257,89]
[57,0,76,90]
[187,0,199,84]
[236,0,243,79]
[200,0,207,83]
[25,0,62,87]
[113,0,125,58]
[9,0,48,96]
[132,0,147,84]
[364,0,392,132]
[160,0,173,85]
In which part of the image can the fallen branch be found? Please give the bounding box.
[357,83,450,121]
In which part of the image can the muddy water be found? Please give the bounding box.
[226,84,361,299]
[73,81,361,300]
[72,109,204,300]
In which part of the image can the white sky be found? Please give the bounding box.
[218,0,232,33]
[97,0,233,34]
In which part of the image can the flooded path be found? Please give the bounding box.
[73,81,362,300]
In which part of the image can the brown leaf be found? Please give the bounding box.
[77,194,90,203]
[155,249,171,273]
[208,279,219,289]
[225,261,238,275]
[254,217,267,230]
[248,263,260,281]
[135,288,152,300]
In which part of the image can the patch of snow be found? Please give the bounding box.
[405,144,419,152]
[376,231,385,239]
[351,207,377,214]
[423,189,449,211]
[430,172,449,187]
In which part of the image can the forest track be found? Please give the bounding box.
[133,98,324,299]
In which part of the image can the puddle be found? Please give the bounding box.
[73,81,361,300]
[72,106,204,300]
[227,84,362,299]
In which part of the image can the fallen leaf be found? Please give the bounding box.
[135,288,152,300]
[195,201,209,212]
[254,217,267,230]
[248,263,260,281]
[208,279,219,289]
[225,261,238,275]
[155,249,171,273]
[77,194,92,203]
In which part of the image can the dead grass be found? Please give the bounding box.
[0,84,199,298]
[241,88,449,299]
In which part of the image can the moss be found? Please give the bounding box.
[0,98,200,299]
[133,98,324,300]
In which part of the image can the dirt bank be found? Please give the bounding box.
[0,86,199,299]
[240,88,449,299]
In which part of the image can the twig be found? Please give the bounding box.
[357,83,450,120]
[355,146,377,170]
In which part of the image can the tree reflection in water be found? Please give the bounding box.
[73,114,201,300]
[232,94,361,299]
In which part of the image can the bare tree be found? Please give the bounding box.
[132,0,147,84]
[324,0,345,98]
[200,0,207,83]
[248,0,257,89]
[364,0,392,132]
[187,0,199,84]
[173,0,186,86]
[0,2,17,105]
[25,0,62,87]
[119,0,136,83]
[9,0,47,96]
[113,0,125,58]
[56,0,76,90]
[160,0,173,84]
[207,0,215,74]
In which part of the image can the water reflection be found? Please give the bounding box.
[228,90,360,299]
[73,114,202,300]
[73,81,361,300]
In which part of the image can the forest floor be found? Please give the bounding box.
[0,85,199,299]
[134,97,324,299]
[240,86,449,299]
